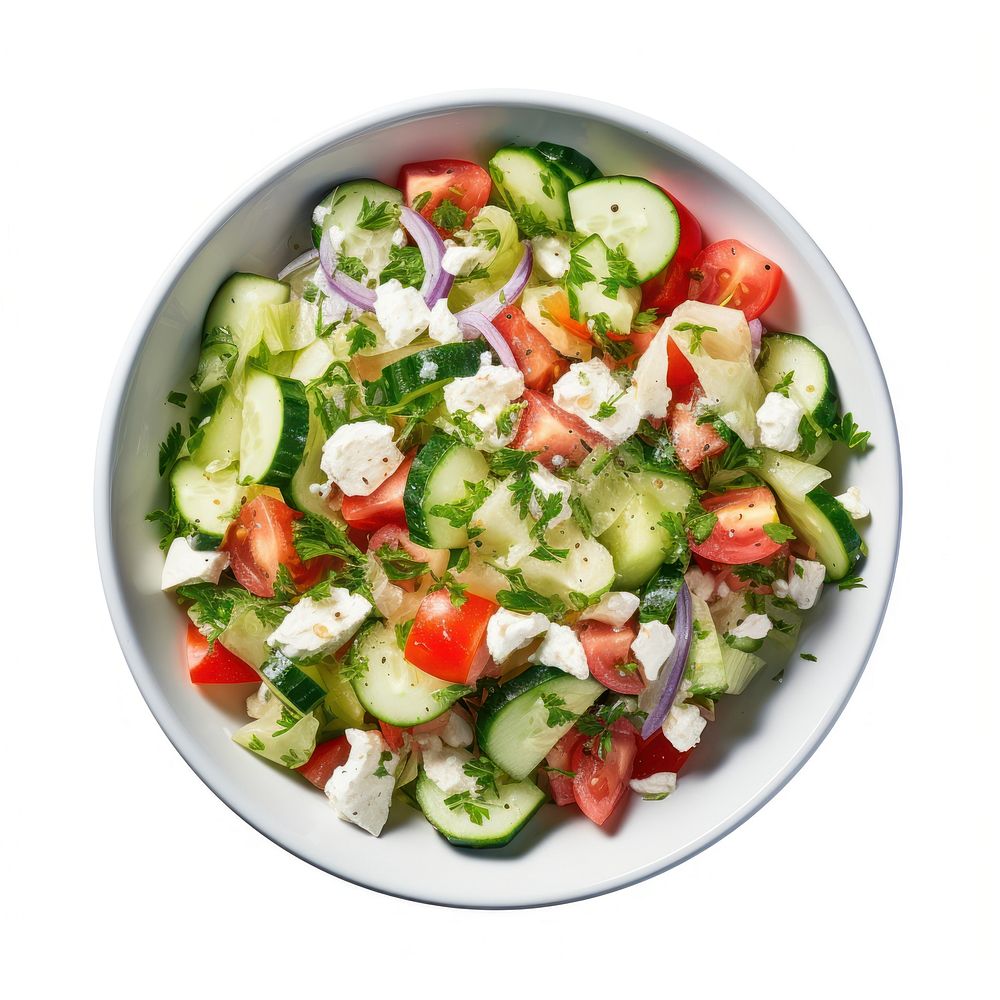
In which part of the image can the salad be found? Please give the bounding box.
[149,142,872,847]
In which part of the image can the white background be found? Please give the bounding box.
[2,1,994,995]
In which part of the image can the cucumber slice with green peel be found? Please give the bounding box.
[364,341,485,408]
[756,334,839,429]
[191,389,242,473]
[349,623,469,727]
[598,471,695,590]
[568,176,680,283]
[203,273,291,340]
[416,770,546,849]
[566,233,640,334]
[488,146,574,235]
[534,142,601,186]
[260,649,328,714]
[171,459,246,547]
[476,666,604,781]
[238,369,309,486]
[404,434,490,549]
[287,412,333,517]
[686,594,727,698]
[311,179,403,278]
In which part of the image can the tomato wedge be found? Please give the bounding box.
[296,735,351,790]
[571,720,638,826]
[378,721,407,752]
[641,190,703,316]
[223,495,314,598]
[666,335,699,405]
[688,239,782,320]
[577,621,644,695]
[341,455,413,532]
[404,589,498,684]
[398,159,492,237]
[492,305,569,391]
[668,397,727,471]
[509,389,610,469]
[689,486,783,565]
[633,730,692,780]
[185,622,259,684]
[546,730,583,807]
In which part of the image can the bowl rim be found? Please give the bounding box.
[94,88,902,909]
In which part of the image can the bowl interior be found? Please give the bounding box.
[99,95,900,907]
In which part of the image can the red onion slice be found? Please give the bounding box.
[399,206,452,305]
[464,241,533,319]
[639,582,693,740]
[456,308,519,369]
[748,318,764,361]
[318,228,377,312]
[277,248,319,282]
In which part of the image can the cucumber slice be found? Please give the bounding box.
[568,177,680,283]
[520,520,616,601]
[203,273,291,339]
[364,342,485,408]
[566,234,640,334]
[289,337,337,383]
[756,453,862,580]
[191,389,242,473]
[311,179,402,278]
[171,459,246,547]
[260,649,328,714]
[686,594,727,698]
[350,623,469,727]
[534,142,601,186]
[488,146,573,235]
[756,334,838,429]
[598,471,695,589]
[416,770,545,848]
[238,369,309,486]
[404,435,490,549]
[476,665,604,780]
[578,450,634,536]
[287,411,332,517]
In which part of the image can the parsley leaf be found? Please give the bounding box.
[771,371,795,397]
[494,567,566,617]
[345,322,377,356]
[454,264,491,285]
[380,244,425,288]
[575,700,647,759]
[594,389,626,420]
[496,401,527,438]
[837,573,867,591]
[673,321,717,354]
[395,620,414,650]
[763,522,796,543]
[828,412,872,451]
[411,191,432,213]
[685,497,718,545]
[462,757,500,799]
[601,243,640,299]
[633,308,659,330]
[157,423,184,477]
[166,391,187,408]
[489,447,540,478]
[799,652,818,662]
[145,504,187,551]
[429,572,468,607]
[476,225,502,251]
[293,512,362,563]
[372,543,429,581]
[541,692,576,728]
[511,205,554,238]
[444,791,490,825]
[337,253,368,281]
[356,197,399,232]
[373,750,394,778]
[429,480,491,529]
[431,198,467,231]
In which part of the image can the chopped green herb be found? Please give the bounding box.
[395,620,414,650]
[380,244,425,288]
[771,371,795,397]
[412,191,432,213]
[541,692,577,728]
[444,791,490,825]
[157,423,184,477]
[799,652,818,662]
[356,197,399,232]
[373,543,429,581]
[345,322,377,356]
[429,480,491,529]
[601,243,640,299]
[431,198,467,231]
[494,567,566,617]
[763,522,796,543]
[828,412,872,451]
[337,253,368,281]
[166,391,187,408]
[837,573,867,591]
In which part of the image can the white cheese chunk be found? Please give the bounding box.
[530,622,590,680]
[528,466,572,524]
[312,204,331,227]
[531,235,571,279]
[631,620,676,683]
[684,566,717,603]
[443,355,525,449]
[245,683,271,720]
[629,771,677,797]
[374,278,431,348]
[439,712,474,749]
[773,558,826,610]
[553,358,641,445]
[428,299,463,344]
[579,591,640,627]
[160,537,230,591]
[729,613,772,641]
[267,589,372,659]
[836,486,870,520]
[631,326,672,420]
[755,391,804,452]
[441,243,488,276]
[662,680,706,752]
[325,729,398,836]
[416,735,476,795]
[320,420,404,497]
[487,608,549,663]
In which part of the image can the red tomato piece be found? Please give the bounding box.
[546,730,583,807]
[688,239,782,321]
[509,389,610,469]
[185,622,259,684]
[641,191,703,316]
[223,495,309,598]
[367,523,442,592]
[341,455,413,532]
[404,589,498,684]
[492,305,569,391]
[689,486,783,565]
[378,721,407,752]
[633,730,692,780]
[668,397,727,471]
[296,735,351,790]
[666,335,700,405]
[576,621,645,695]
[571,720,638,826]
[707,544,789,594]
[398,159,492,237]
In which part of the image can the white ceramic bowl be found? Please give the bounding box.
[96,91,901,908]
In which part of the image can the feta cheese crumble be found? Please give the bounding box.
[428,298,462,344]
[836,486,870,520]
[487,608,549,663]
[440,712,474,749]
[773,558,826,610]
[419,358,439,381]
[631,620,676,683]
[416,735,476,795]
[553,358,641,445]
[579,591,640,627]
[325,729,398,836]
[441,243,488,276]
[530,622,590,680]
[160,537,230,591]
[267,589,372,659]
[629,771,677,798]
[662,680,706,752]
[684,566,717,603]
[320,420,404,497]
[443,355,525,449]
[531,234,571,279]
[528,466,572,524]
[312,204,331,227]
[729,613,772,641]
[374,278,431,348]
[756,391,804,452]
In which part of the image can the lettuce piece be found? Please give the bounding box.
[686,593,727,698]
[447,206,521,312]
[233,697,319,768]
